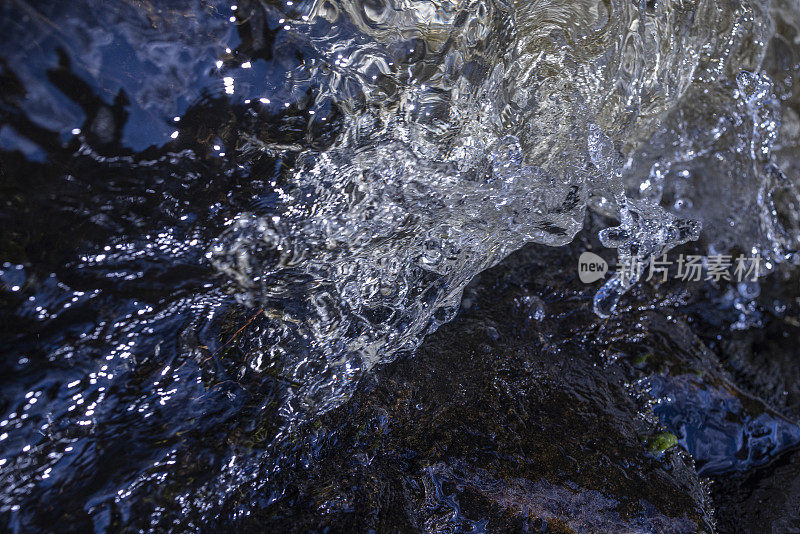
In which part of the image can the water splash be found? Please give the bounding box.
[209,0,799,422]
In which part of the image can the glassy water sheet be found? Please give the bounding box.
[0,0,799,531]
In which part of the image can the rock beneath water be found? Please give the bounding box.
[209,223,800,532]
[219,233,714,532]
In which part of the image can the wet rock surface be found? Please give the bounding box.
[178,227,794,533]
[711,445,800,533]
[233,233,714,533]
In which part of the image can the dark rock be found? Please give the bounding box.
[221,236,715,532]
[711,445,800,533]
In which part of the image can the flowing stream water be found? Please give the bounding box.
[1,0,800,531]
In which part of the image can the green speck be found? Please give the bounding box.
[649,432,678,453]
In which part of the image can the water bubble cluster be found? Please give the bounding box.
[211,0,800,420]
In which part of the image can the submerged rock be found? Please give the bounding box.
[206,225,798,532]
[216,235,711,532]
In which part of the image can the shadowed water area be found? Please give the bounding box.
[1,0,800,531]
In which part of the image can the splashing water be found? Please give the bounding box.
[209,0,798,422]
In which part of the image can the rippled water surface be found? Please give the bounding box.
[1,0,800,531]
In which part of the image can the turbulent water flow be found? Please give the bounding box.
[1,0,800,530]
[210,0,800,419]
